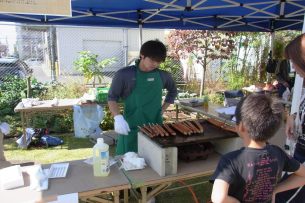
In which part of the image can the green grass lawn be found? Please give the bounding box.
[3,133,212,203]
[156,176,213,203]
[3,133,102,164]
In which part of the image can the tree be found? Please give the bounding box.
[159,57,182,82]
[74,51,116,87]
[167,30,235,96]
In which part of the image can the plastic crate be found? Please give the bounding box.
[96,87,109,103]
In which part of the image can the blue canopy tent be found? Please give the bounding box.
[1,0,305,166]
[0,0,305,32]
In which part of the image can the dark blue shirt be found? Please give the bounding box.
[108,65,177,103]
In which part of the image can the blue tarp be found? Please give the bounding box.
[0,0,304,31]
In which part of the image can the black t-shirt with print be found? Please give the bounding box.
[211,145,300,203]
[298,96,305,150]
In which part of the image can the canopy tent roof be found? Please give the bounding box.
[0,0,305,32]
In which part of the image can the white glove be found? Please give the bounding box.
[114,115,130,135]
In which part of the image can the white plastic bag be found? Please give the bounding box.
[27,165,49,191]
[0,122,10,135]
[121,152,146,171]
[16,128,35,148]
[73,104,104,138]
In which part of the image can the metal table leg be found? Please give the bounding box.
[21,111,26,145]
[175,104,179,121]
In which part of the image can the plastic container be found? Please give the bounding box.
[96,87,110,103]
[93,138,110,176]
[203,95,209,110]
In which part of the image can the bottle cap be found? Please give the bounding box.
[97,138,104,145]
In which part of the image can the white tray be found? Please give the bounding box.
[49,163,69,178]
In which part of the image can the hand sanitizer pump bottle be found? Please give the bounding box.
[93,138,110,176]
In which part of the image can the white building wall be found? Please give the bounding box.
[127,29,169,61]
[56,26,124,74]
[57,27,169,74]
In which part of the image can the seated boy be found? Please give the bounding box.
[210,94,305,203]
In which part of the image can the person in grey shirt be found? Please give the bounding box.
[108,40,177,155]
[108,65,177,103]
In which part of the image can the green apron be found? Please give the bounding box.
[116,65,163,155]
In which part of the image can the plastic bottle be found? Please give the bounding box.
[93,138,110,176]
[203,95,209,110]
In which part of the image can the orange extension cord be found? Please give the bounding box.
[178,180,199,203]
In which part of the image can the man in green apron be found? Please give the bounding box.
[108,40,177,155]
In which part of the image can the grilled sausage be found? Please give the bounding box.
[207,118,235,132]
[157,125,169,136]
[179,122,193,135]
[186,121,200,133]
[193,120,204,133]
[143,125,157,137]
[171,123,188,135]
[163,124,176,136]
[152,124,165,136]
[138,126,154,137]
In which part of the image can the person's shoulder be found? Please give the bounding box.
[158,69,173,81]
[266,144,283,151]
[222,148,244,160]
[118,65,136,73]
[158,69,170,75]
[266,144,286,154]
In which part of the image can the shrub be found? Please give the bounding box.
[159,57,183,82]
[0,76,27,116]
[39,82,87,100]
[73,51,116,87]
[208,93,224,105]
[100,106,114,131]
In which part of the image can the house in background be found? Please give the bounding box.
[56,26,169,77]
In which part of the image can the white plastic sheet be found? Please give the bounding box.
[0,122,10,135]
[73,104,104,138]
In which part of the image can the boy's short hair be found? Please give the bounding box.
[140,40,167,62]
[235,94,283,141]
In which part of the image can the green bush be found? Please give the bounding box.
[159,57,182,82]
[208,93,224,105]
[30,115,50,129]
[185,80,201,95]
[0,76,27,116]
[29,113,73,133]
[73,51,116,87]
[49,114,73,133]
[227,71,246,90]
[39,82,87,100]
[100,106,114,131]
[31,78,48,98]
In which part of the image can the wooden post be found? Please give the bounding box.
[27,76,32,98]
[0,131,5,161]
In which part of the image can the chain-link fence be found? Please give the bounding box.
[0,23,276,96]
[0,23,185,86]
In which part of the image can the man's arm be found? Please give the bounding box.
[160,71,177,104]
[211,179,240,203]
[274,164,305,195]
[161,102,170,114]
[108,101,120,117]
